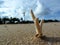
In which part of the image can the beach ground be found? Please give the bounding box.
[0,22,60,45]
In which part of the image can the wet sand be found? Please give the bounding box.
[0,22,60,45]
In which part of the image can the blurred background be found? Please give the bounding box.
[0,0,60,24]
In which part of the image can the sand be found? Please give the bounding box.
[0,22,60,45]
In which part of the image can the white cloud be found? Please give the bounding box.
[0,0,60,20]
[34,0,42,16]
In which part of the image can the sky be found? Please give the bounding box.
[0,0,60,20]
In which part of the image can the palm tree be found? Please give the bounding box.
[0,18,2,24]
[10,17,14,24]
[2,17,10,24]
[12,17,20,24]
[23,12,25,21]
[10,17,20,24]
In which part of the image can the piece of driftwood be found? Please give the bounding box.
[30,9,44,38]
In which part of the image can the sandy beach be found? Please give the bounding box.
[0,22,60,45]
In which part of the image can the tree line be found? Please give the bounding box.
[0,17,60,24]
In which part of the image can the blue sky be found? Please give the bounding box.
[0,0,60,20]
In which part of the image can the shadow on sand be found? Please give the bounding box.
[41,36,60,42]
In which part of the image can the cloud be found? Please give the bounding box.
[0,0,60,20]
[40,0,60,14]
[0,0,4,8]
[0,0,4,4]
[34,0,42,15]
[34,0,52,16]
